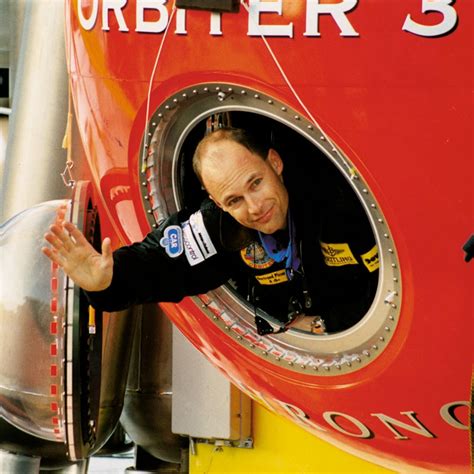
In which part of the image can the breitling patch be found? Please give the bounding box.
[320,242,358,267]
[361,245,380,272]
[255,269,288,285]
[159,225,183,258]
[240,242,274,269]
[181,211,217,266]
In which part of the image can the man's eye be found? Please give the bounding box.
[251,178,262,188]
[228,197,242,207]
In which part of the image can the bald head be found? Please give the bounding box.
[192,128,270,188]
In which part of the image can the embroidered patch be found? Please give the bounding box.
[182,220,204,266]
[255,269,288,285]
[320,242,358,267]
[159,225,183,258]
[189,210,217,258]
[181,210,217,266]
[240,242,274,269]
[361,245,380,272]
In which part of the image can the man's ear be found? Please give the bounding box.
[268,149,283,175]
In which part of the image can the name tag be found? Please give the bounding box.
[255,269,288,285]
[182,210,217,266]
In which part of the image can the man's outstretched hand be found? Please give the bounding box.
[42,205,113,292]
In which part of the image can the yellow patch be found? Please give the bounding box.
[360,245,380,272]
[255,269,288,285]
[320,242,358,267]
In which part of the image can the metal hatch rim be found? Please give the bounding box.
[139,82,401,376]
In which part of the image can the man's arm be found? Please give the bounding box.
[43,202,233,312]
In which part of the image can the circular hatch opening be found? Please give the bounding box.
[140,84,401,374]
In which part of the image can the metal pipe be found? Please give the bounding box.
[0,115,8,183]
[0,1,10,109]
[120,304,187,464]
[0,0,68,222]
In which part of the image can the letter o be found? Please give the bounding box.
[439,401,470,430]
[323,411,373,438]
[78,0,99,31]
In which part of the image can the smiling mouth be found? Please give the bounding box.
[254,206,274,224]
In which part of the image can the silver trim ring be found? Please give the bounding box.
[140,83,401,376]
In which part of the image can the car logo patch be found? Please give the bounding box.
[160,225,184,258]
[240,242,274,269]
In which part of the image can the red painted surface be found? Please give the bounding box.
[65,1,472,471]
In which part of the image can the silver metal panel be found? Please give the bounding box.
[0,449,40,473]
[171,326,250,441]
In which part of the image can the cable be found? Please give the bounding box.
[240,0,355,177]
[141,2,177,172]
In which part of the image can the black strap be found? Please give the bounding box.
[254,297,303,336]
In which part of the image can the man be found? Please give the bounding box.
[43,127,378,335]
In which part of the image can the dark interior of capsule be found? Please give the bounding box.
[178,112,378,333]
[179,113,329,209]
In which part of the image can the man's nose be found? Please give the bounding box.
[246,194,263,215]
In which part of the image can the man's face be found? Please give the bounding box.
[200,140,289,234]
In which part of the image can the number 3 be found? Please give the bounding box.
[403,0,457,37]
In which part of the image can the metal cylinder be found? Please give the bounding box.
[120,304,187,464]
[0,113,8,180]
[0,0,68,222]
